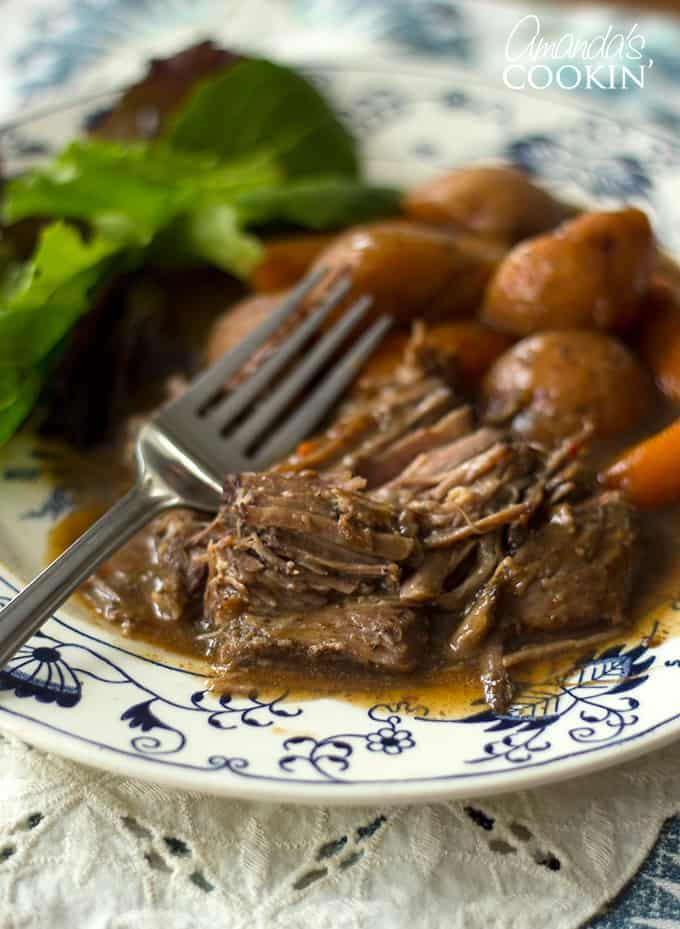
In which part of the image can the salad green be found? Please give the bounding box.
[166,59,359,177]
[5,139,281,251]
[0,57,401,446]
[234,176,401,230]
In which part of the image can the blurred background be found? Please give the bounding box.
[0,0,678,132]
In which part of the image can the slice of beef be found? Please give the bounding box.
[501,490,637,636]
[221,471,417,560]
[436,535,504,613]
[197,360,614,692]
[354,405,473,488]
[345,383,453,478]
[444,491,637,713]
[399,543,474,604]
[148,511,212,621]
[282,323,461,476]
[82,510,208,627]
[282,375,458,477]
[390,434,555,612]
[203,472,417,627]
[375,426,502,504]
[211,601,426,674]
[447,575,502,661]
[199,423,580,679]
[203,472,425,673]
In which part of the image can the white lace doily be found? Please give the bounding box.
[2,731,680,928]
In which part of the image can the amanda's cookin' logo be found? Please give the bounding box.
[503,14,654,91]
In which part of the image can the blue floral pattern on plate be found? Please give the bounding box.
[455,643,654,765]
[0,610,303,763]
[1,639,82,707]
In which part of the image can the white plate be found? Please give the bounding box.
[1,63,680,805]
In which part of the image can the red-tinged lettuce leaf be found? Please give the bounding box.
[88,41,240,141]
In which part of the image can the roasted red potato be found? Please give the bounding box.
[404,165,565,243]
[481,208,655,336]
[204,292,282,364]
[482,330,653,444]
[307,221,503,324]
[250,233,335,293]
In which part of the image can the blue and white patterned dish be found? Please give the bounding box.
[1,64,679,804]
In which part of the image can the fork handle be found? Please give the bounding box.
[0,480,175,666]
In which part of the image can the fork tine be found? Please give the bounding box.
[251,315,392,468]
[161,264,330,417]
[231,295,372,450]
[204,273,352,431]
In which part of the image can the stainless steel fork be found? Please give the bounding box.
[0,268,390,665]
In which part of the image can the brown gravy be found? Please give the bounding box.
[47,493,680,714]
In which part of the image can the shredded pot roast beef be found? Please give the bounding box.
[82,326,638,713]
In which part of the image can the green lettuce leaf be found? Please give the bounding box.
[152,203,263,276]
[0,221,131,441]
[5,139,279,258]
[0,222,127,366]
[166,59,358,177]
[234,176,401,229]
[0,364,46,445]
[5,140,400,280]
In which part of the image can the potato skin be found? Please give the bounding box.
[403,166,565,243]
[204,292,281,364]
[251,233,335,293]
[481,330,653,444]
[307,221,503,324]
[481,208,655,337]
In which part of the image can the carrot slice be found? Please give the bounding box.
[427,321,513,385]
[601,417,680,507]
[359,331,409,380]
[360,322,513,385]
